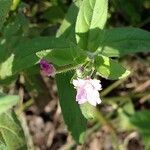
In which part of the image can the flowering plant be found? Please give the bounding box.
[0,0,150,149]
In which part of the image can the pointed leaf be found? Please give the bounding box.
[96,28,150,57]
[0,54,14,80]
[11,37,86,74]
[56,72,87,144]
[56,0,82,42]
[56,1,87,143]
[75,0,108,50]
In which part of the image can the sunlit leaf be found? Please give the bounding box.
[75,0,108,50]
[0,93,19,114]
[94,55,130,80]
[0,54,14,80]
[0,111,27,149]
[56,0,82,43]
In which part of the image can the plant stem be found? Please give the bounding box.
[19,113,35,150]
[95,110,122,150]
[101,78,127,97]
[17,74,25,114]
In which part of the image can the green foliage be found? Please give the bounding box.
[36,42,86,66]
[130,110,150,149]
[0,111,27,150]
[56,72,87,144]
[0,0,12,30]
[55,1,88,144]
[0,0,150,147]
[0,93,19,114]
[94,55,130,80]
[117,99,135,130]
[75,0,108,50]
[0,37,86,78]
[98,27,150,57]
[0,54,14,80]
[130,110,150,133]
[56,0,82,42]
[3,12,29,40]
[114,0,142,24]
[43,6,65,23]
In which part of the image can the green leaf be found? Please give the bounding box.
[56,0,82,43]
[13,37,86,73]
[0,54,14,80]
[56,72,87,144]
[97,27,150,57]
[3,12,29,40]
[0,0,12,30]
[94,55,130,80]
[56,1,87,144]
[75,0,108,50]
[43,6,65,23]
[117,99,135,130]
[130,110,150,149]
[36,43,86,67]
[0,111,27,150]
[0,93,19,114]
[0,75,17,85]
[130,110,150,132]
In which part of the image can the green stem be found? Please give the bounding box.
[17,74,25,114]
[101,78,127,97]
[103,91,150,104]
[55,60,89,74]
[95,110,122,150]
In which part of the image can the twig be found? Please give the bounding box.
[17,74,35,149]
[95,110,122,150]
[19,113,35,150]
[18,74,25,113]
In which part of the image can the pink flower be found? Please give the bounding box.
[39,59,55,76]
[73,78,102,106]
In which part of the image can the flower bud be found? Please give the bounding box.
[39,59,55,76]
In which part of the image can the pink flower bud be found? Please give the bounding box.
[73,78,102,106]
[39,59,55,76]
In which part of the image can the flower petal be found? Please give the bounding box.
[73,77,102,106]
